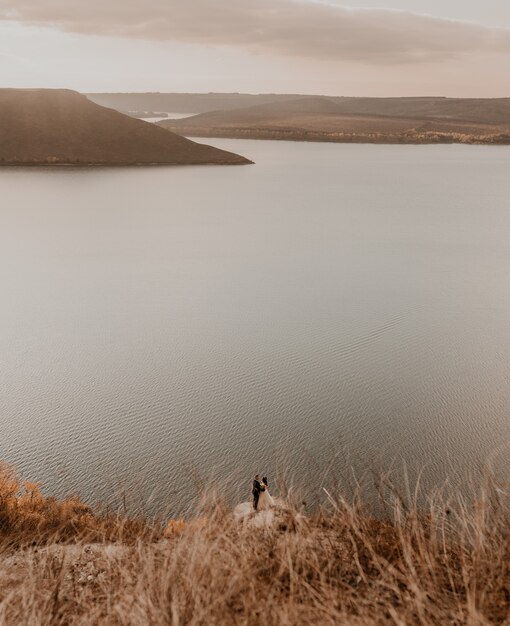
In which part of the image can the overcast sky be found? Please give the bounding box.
[1,0,510,96]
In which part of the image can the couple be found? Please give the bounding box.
[252,474,274,511]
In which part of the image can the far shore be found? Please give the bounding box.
[158,125,510,146]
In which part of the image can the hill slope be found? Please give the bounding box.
[158,96,510,145]
[0,463,509,625]
[86,92,308,114]
[0,89,250,166]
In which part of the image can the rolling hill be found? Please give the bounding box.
[86,92,308,115]
[0,89,250,166]
[156,95,510,145]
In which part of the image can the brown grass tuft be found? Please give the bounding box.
[1,463,510,624]
[0,463,159,546]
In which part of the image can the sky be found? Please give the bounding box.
[0,0,509,96]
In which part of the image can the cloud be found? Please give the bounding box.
[1,0,510,64]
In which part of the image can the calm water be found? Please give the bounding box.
[1,140,510,515]
[143,112,193,122]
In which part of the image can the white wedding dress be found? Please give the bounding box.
[258,486,275,511]
[233,481,278,527]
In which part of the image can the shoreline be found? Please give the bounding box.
[159,125,510,146]
[0,159,253,168]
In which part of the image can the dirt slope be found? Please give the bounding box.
[0,89,250,165]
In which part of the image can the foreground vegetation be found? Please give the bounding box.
[1,463,510,624]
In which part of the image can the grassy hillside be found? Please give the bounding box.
[1,462,510,624]
[0,89,250,166]
[86,92,308,115]
[87,92,510,125]
[158,96,510,145]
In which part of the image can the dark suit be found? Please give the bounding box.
[252,479,261,510]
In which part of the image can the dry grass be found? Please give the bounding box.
[0,463,157,546]
[1,463,510,625]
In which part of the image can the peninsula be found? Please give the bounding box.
[0,89,250,166]
[154,95,510,145]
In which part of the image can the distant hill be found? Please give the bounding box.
[314,96,510,126]
[86,92,308,115]
[87,92,510,124]
[0,89,250,166]
[156,95,510,145]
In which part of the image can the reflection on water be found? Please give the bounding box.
[1,140,510,515]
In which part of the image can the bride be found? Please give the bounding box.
[258,477,275,510]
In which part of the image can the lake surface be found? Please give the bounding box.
[1,140,510,516]
[143,112,193,122]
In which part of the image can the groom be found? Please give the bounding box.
[252,474,262,511]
